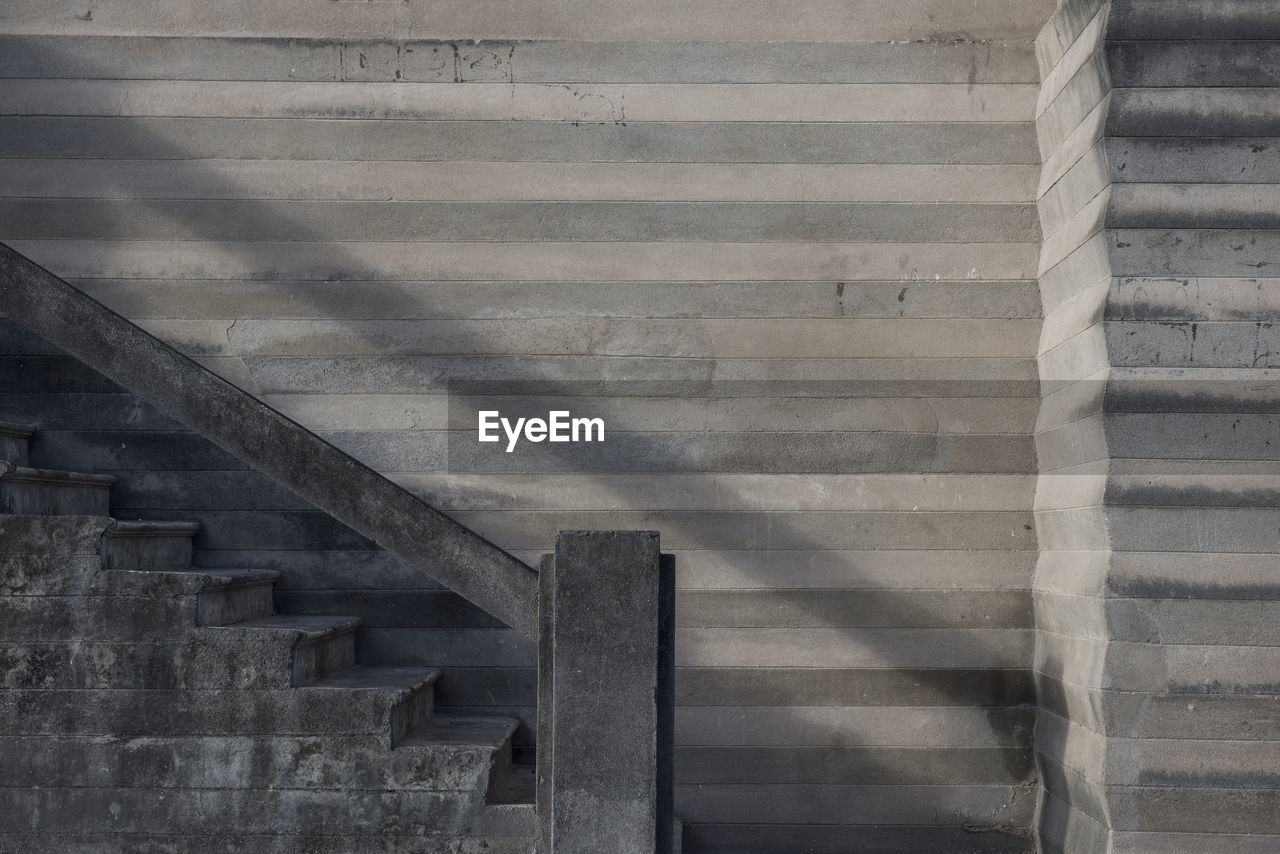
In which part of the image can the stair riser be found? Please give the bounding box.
[103,533,193,571]
[0,688,421,737]
[1,735,497,792]
[0,478,110,516]
[197,581,275,626]
[90,569,279,626]
[293,629,357,685]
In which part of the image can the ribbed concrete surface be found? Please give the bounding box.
[0,3,1054,849]
[1031,2,1115,850]
[1034,0,1280,849]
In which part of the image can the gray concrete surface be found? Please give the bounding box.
[0,0,1153,849]
[1033,0,1280,849]
[0,419,534,850]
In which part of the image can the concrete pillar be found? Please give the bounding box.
[536,530,675,854]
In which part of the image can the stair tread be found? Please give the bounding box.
[229,614,362,637]
[399,715,520,749]
[306,664,440,692]
[0,465,115,485]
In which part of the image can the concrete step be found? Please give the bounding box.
[221,615,361,686]
[193,568,279,626]
[0,420,34,465]
[305,665,439,744]
[0,465,113,515]
[102,519,199,570]
[399,715,525,803]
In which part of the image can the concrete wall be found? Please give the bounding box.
[0,2,1055,849]
[1034,1,1280,850]
[1031,1,1116,850]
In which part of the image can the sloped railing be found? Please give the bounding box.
[0,242,540,637]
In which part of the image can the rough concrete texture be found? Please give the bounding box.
[1034,0,1280,849]
[0,424,535,850]
[3,2,1274,843]
[0,244,540,637]
[0,4,1054,847]
[537,532,674,854]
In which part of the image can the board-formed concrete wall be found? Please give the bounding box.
[1034,0,1280,850]
[0,1,1056,849]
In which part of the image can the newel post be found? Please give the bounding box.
[537,530,675,854]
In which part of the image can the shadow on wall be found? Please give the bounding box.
[0,35,1041,853]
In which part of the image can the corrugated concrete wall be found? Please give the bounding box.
[1031,1,1116,850]
[1035,1,1280,850]
[0,2,1054,849]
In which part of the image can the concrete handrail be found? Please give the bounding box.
[0,242,540,638]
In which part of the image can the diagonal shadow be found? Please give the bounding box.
[0,33,1044,853]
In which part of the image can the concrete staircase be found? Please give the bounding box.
[0,418,535,852]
